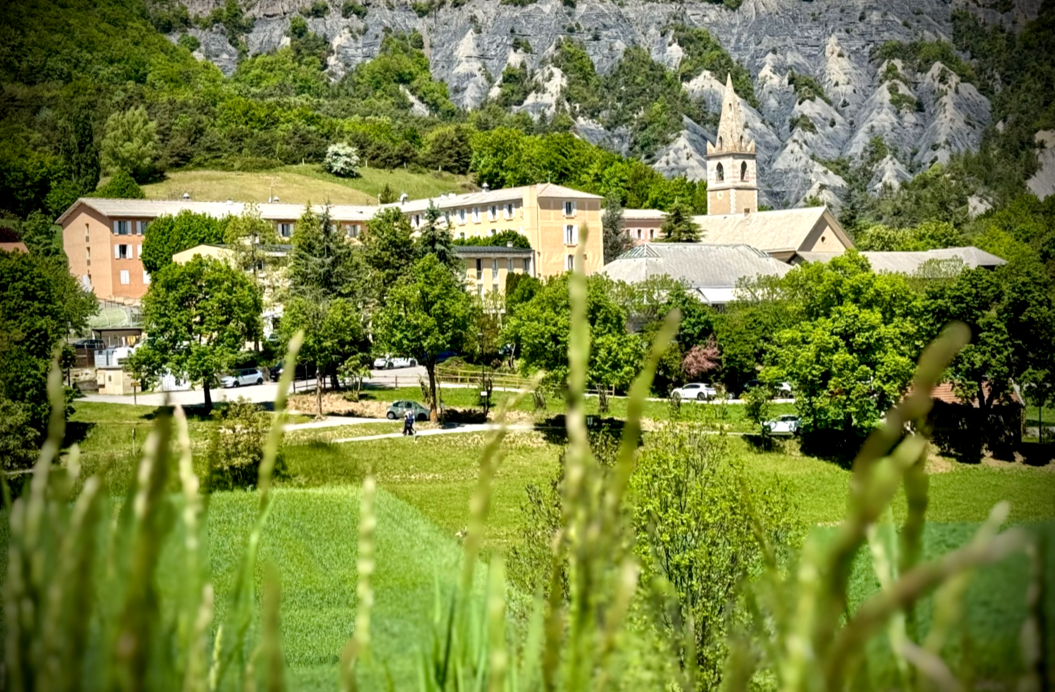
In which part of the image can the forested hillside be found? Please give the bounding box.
[0,0,1053,232]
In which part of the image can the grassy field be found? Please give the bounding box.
[43,402,1055,688]
[140,165,471,205]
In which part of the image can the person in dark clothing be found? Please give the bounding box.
[403,407,416,436]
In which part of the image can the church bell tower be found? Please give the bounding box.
[706,75,758,216]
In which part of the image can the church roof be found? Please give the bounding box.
[693,206,852,254]
[598,243,791,305]
[796,247,1007,274]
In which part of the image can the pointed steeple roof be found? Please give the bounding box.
[707,74,755,156]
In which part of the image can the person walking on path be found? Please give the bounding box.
[403,407,416,437]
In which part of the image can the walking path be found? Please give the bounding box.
[332,423,536,443]
[284,416,379,431]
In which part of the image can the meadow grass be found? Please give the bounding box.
[140,165,469,205]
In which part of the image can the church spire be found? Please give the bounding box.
[708,74,754,155]
[705,74,758,216]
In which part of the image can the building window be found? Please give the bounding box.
[493,282,499,294]
[504,203,514,219]
[636,229,642,240]
[346,224,360,238]
[459,231,465,240]
[489,228,497,237]
[564,224,577,245]
[115,244,131,259]
[120,270,130,285]
[649,229,655,240]
[413,214,421,228]
[477,284,483,297]
[279,223,293,238]
[475,258,482,281]
[716,163,724,182]
[143,271,151,285]
[488,204,498,221]
[113,220,131,236]
[563,201,576,217]
[137,244,142,258]
[566,254,575,271]
[507,258,514,271]
[491,259,498,276]
[472,207,480,223]
[741,162,748,181]
[135,221,144,235]
[458,209,467,224]
[523,258,530,272]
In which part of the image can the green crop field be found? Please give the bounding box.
[140,165,471,206]
[25,402,1055,688]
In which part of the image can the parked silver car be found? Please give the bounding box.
[221,368,265,388]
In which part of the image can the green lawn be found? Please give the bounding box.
[140,165,470,205]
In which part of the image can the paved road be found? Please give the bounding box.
[333,422,535,443]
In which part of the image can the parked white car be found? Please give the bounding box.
[221,368,265,388]
[373,356,419,369]
[763,414,801,436]
[671,383,717,401]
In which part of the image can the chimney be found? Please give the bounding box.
[182,192,190,200]
[399,192,409,205]
[482,182,490,192]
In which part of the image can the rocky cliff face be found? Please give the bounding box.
[176,0,1038,209]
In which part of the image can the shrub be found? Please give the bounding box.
[341,0,367,18]
[177,33,201,52]
[100,106,162,183]
[90,170,145,199]
[452,229,530,248]
[300,0,330,17]
[205,399,284,491]
[0,398,39,472]
[323,142,361,178]
[629,425,794,688]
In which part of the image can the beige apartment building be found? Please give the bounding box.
[623,209,667,245]
[393,183,604,278]
[58,184,602,302]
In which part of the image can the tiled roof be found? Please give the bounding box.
[57,198,376,224]
[622,209,667,220]
[928,382,1022,407]
[387,183,602,214]
[797,247,1007,273]
[599,243,791,300]
[692,206,849,252]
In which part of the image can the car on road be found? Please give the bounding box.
[221,368,265,388]
[268,361,312,382]
[742,380,793,397]
[373,356,419,369]
[386,400,430,421]
[763,414,801,437]
[671,383,717,401]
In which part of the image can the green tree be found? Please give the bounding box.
[855,220,966,251]
[0,251,81,464]
[505,274,640,390]
[323,142,360,178]
[422,124,473,174]
[287,206,361,299]
[90,170,146,199]
[360,206,416,302]
[926,261,1055,415]
[142,210,228,275]
[17,212,62,257]
[224,204,284,307]
[767,252,924,450]
[377,184,397,204]
[601,191,632,264]
[415,200,460,272]
[279,294,366,417]
[100,106,161,183]
[136,256,262,411]
[373,254,476,421]
[658,201,702,242]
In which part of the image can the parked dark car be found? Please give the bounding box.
[268,361,313,382]
[73,338,105,350]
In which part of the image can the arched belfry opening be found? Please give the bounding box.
[716,163,724,182]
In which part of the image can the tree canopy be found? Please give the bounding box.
[134,256,262,411]
[142,211,228,276]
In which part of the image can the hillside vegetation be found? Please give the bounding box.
[141,165,471,205]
